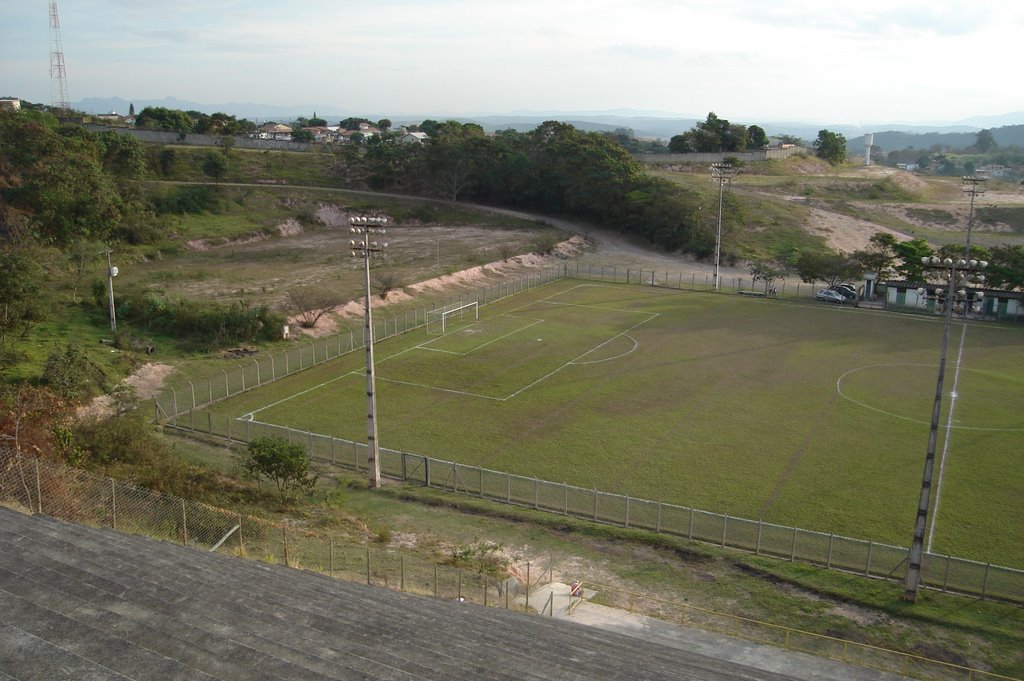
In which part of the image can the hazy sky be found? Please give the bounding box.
[2,0,1022,123]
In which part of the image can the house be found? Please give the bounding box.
[883,280,1023,321]
[977,164,1009,178]
[254,123,293,141]
[0,98,21,111]
[400,132,429,144]
[302,126,340,143]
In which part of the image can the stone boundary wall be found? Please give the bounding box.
[83,124,312,152]
[634,146,812,165]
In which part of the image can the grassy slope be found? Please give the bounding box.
[17,145,1024,676]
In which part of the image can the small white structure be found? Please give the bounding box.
[864,133,874,166]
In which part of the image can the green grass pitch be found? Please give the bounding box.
[210,280,1024,567]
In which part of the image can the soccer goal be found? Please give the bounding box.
[426,300,479,335]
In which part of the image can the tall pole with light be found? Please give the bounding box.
[102,248,118,332]
[903,254,987,602]
[710,163,737,291]
[349,216,388,489]
[961,175,986,257]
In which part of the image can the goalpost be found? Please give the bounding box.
[426,300,479,335]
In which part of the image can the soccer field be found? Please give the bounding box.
[208,280,1024,567]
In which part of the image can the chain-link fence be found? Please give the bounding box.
[587,583,1018,681]
[148,264,1023,606]
[1,449,1016,681]
[164,411,1024,606]
[151,266,566,421]
[567,263,829,299]
[0,449,550,611]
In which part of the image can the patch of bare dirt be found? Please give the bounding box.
[804,206,913,253]
[288,236,590,337]
[77,363,176,419]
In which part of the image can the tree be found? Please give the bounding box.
[747,259,787,294]
[377,118,392,131]
[0,250,46,343]
[134,106,193,134]
[308,115,327,127]
[201,150,228,181]
[986,244,1024,291]
[850,232,898,279]
[287,287,341,328]
[974,129,997,153]
[667,133,693,153]
[793,250,861,287]
[339,117,372,131]
[291,129,314,143]
[892,238,934,282]
[813,129,846,166]
[746,125,768,149]
[243,436,317,497]
[0,112,125,245]
[41,343,102,401]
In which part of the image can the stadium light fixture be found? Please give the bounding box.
[349,215,389,489]
[710,163,738,291]
[903,252,987,602]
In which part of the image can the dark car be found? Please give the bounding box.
[831,285,857,301]
[816,289,847,303]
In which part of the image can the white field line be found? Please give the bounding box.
[243,282,661,415]
[502,313,658,401]
[416,317,546,357]
[927,324,969,553]
[571,335,640,365]
[835,362,1024,432]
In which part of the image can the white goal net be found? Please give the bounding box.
[426,301,479,335]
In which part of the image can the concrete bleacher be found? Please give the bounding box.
[0,507,796,681]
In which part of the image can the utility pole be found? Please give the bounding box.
[102,249,118,332]
[710,164,737,291]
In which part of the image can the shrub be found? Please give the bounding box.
[41,344,104,401]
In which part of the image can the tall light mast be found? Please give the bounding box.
[49,1,71,115]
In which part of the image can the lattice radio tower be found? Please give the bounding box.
[49,0,71,114]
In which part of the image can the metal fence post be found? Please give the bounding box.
[34,458,42,513]
[181,499,188,545]
[656,502,662,533]
[865,541,873,575]
[237,514,244,556]
[625,495,630,528]
[790,527,798,561]
[688,508,694,540]
[563,483,568,515]
[329,537,334,574]
[721,515,728,547]
[827,534,835,568]
[282,525,289,567]
[110,478,117,530]
[756,521,763,555]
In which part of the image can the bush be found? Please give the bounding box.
[41,344,104,401]
[152,185,221,215]
[243,436,317,498]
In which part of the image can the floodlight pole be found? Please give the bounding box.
[710,164,737,291]
[903,254,987,602]
[349,216,389,489]
[961,175,986,258]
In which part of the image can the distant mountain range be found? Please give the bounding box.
[74,96,1024,149]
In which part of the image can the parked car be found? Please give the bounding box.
[831,282,856,296]
[816,289,847,303]
[830,285,857,301]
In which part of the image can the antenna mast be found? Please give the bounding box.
[49,0,71,114]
